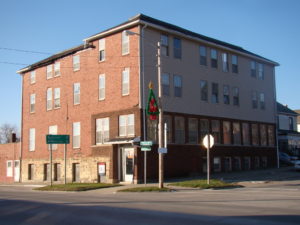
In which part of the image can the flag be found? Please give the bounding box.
[146,85,159,120]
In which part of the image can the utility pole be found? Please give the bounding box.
[157,42,164,189]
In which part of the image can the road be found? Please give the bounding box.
[0,182,300,225]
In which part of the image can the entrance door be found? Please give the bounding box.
[14,160,20,182]
[123,148,134,182]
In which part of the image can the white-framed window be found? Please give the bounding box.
[46,65,53,79]
[54,62,60,77]
[222,52,229,72]
[162,73,170,96]
[73,83,80,105]
[47,88,52,110]
[161,34,169,56]
[122,68,130,96]
[122,31,129,55]
[54,88,60,109]
[29,128,35,151]
[99,39,105,61]
[211,49,218,68]
[48,125,58,150]
[30,93,36,113]
[6,160,13,177]
[73,55,80,71]
[258,63,264,80]
[30,71,36,84]
[99,74,105,100]
[251,61,256,77]
[260,93,265,109]
[174,75,182,97]
[232,55,238,73]
[173,37,182,59]
[96,118,109,144]
[199,46,207,66]
[223,85,230,105]
[73,122,80,148]
[119,114,134,137]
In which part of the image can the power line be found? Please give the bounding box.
[0,47,52,55]
[0,61,28,66]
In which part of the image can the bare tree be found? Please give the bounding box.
[0,123,19,144]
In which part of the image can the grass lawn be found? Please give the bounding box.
[118,186,172,192]
[169,179,242,189]
[34,183,121,192]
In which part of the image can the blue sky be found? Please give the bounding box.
[1,0,299,128]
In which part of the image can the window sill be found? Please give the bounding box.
[73,147,81,150]
[54,107,61,110]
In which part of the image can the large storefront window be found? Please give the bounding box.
[188,118,198,144]
[260,124,267,146]
[251,124,259,146]
[211,120,220,144]
[200,119,209,143]
[242,123,250,145]
[175,117,185,144]
[268,125,275,146]
[223,121,231,145]
[233,122,241,145]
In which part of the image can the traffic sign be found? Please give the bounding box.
[141,146,151,151]
[140,141,153,146]
[158,148,167,154]
[203,134,214,149]
[46,135,70,144]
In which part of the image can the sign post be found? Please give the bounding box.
[203,134,214,185]
[46,135,70,186]
[140,141,153,185]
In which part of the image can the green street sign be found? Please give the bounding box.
[141,146,151,151]
[46,135,70,144]
[140,141,153,146]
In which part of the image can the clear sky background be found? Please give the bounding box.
[0,0,299,129]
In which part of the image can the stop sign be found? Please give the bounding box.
[203,134,214,149]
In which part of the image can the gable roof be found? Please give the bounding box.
[277,102,298,116]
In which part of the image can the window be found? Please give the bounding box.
[162,73,170,96]
[244,157,251,170]
[242,123,250,145]
[222,53,229,72]
[99,39,105,61]
[223,85,230,105]
[46,65,53,79]
[211,83,219,103]
[161,34,169,56]
[122,68,130,96]
[233,122,241,145]
[54,163,61,181]
[260,124,267,146]
[250,61,256,77]
[73,83,80,105]
[54,88,60,109]
[252,91,258,109]
[251,124,259,145]
[224,157,232,172]
[254,156,260,169]
[54,62,60,77]
[188,118,198,144]
[48,125,58,150]
[47,88,52,110]
[29,128,35,151]
[211,49,218,68]
[258,63,264,80]
[173,37,181,59]
[96,118,109,144]
[99,74,105,100]
[200,119,209,142]
[211,120,220,144]
[43,163,50,181]
[147,117,158,142]
[122,31,129,55]
[174,75,182,97]
[223,121,231,144]
[213,157,221,172]
[268,125,275,146]
[233,87,239,106]
[119,114,134,136]
[73,122,80,148]
[175,116,185,144]
[28,164,34,180]
[30,93,36,113]
[200,80,208,101]
[233,157,241,171]
[199,46,207,66]
[289,117,294,130]
[30,71,36,84]
[261,157,268,168]
[73,55,80,71]
[259,93,265,109]
[232,55,238,73]
[6,160,13,177]
[164,115,172,143]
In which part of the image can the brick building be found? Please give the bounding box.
[17,14,279,184]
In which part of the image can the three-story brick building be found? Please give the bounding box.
[17,14,279,183]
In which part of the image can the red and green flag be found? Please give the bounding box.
[146,85,159,120]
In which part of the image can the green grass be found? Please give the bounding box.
[118,186,172,192]
[34,183,121,192]
[169,179,242,189]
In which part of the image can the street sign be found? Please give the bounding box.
[46,135,70,144]
[141,146,151,151]
[203,134,214,149]
[158,148,167,154]
[140,141,153,146]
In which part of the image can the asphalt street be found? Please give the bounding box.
[0,180,300,225]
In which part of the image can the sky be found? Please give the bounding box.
[0,0,299,129]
